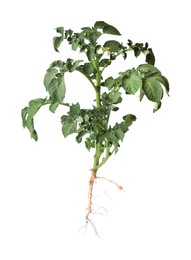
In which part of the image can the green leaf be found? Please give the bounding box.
[85,137,92,151]
[25,117,38,141]
[139,88,145,101]
[67,59,83,72]
[109,91,122,104]
[115,127,124,141]
[56,27,64,35]
[122,72,142,94]
[142,77,163,102]
[99,59,111,67]
[105,130,116,142]
[94,21,108,29]
[28,99,46,118]
[137,64,161,77]
[103,24,121,35]
[44,68,58,90]
[103,40,121,52]
[62,118,77,137]
[76,131,86,143]
[47,60,63,70]
[87,47,95,61]
[22,98,47,141]
[49,102,59,113]
[53,36,63,52]
[21,107,28,127]
[146,48,155,65]
[83,63,94,75]
[69,103,81,117]
[123,114,136,127]
[155,75,170,95]
[104,77,114,89]
[94,21,121,35]
[48,74,66,102]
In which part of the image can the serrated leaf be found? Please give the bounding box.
[53,36,63,52]
[142,77,163,102]
[49,102,59,113]
[122,72,142,94]
[103,40,121,52]
[48,74,66,102]
[44,68,58,90]
[62,118,77,137]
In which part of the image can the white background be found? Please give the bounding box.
[0,0,191,259]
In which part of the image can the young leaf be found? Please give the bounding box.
[103,40,121,52]
[122,72,142,94]
[142,77,163,102]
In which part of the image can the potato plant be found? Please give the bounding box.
[22,21,169,233]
